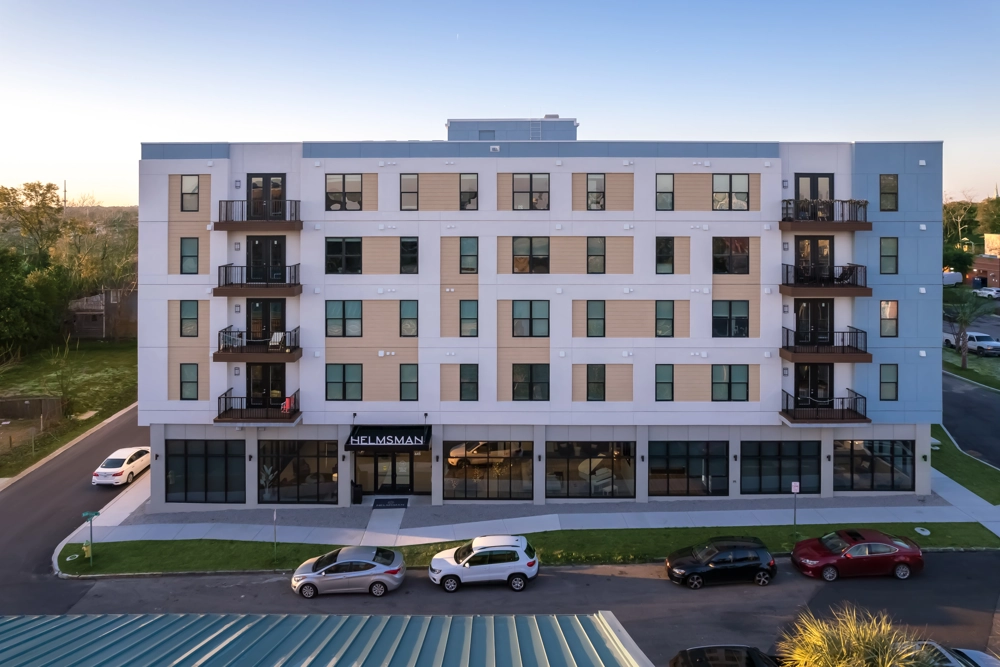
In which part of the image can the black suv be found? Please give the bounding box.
[664,537,776,590]
[670,646,779,667]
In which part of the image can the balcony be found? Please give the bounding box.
[215,200,303,231]
[215,388,300,424]
[213,264,302,297]
[213,326,302,363]
[779,327,872,363]
[779,264,872,297]
[780,200,871,232]
[780,390,870,425]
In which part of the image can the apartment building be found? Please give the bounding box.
[138,116,942,511]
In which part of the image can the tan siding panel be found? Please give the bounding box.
[674,365,712,401]
[362,237,400,275]
[440,364,460,402]
[497,236,512,274]
[440,237,478,285]
[550,236,586,274]
[571,173,586,211]
[167,174,211,223]
[496,301,550,350]
[712,284,761,338]
[418,173,459,211]
[361,173,378,211]
[674,237,691,275]
[606,364,633,402]
[606,301,655,338]
[713,237,761,284]
[673,300,690,338]
[572,301,586,338]
[167,300,209,401]
[168,174,210,276]
[497,300,549,402]
[496,173,512,210]
[606,173,634,211]
[749,364,760,402]
[572,365,586,402]
[750,173,761,212]
[325,351,418,402]
[605,236,633,274]
[674,173,712,211]
[440,284,479,338]
[325,301,418,350]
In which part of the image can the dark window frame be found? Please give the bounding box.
[325,300,362,338]
[325,237,362,274]
[655,364,674,401]
[165,439,246,504]
[587,364,605,401]
[655,300,674,338]
[712,237,750,275]
[512,236,550,274]
[460,173,478,211]
[880,237,898,275]
[460,300,478,337]
[325,173,363,211]
[180,237,198,274]
[179,300,198,337]
[656,237,674,274]
[544,441,635,498]
[400,237,419,274]
[656,174,674,211]
[587,300,605,337]
[512,173,550,211]
[258,440,339,504]
[879,174,899,212]
[512,300,549,337]
[179,363,198,400]
[587,237,606,274]
[400,363,418,401]
[399,300,418,337]
[460,237,478,274]
[712,173,750,211]
[400,174,419,211]
[834,439,914,491]
[740,441,821,495]
[180,175,199,212]
[326,363,362,401]
[712,300,750,338]
[649,441,729,496]
[587,173,606,211]
[444,440,533,500]
[712,364,749,402]
[880,364,898,401]
[460,364,478,401]
[880,300,899,338]
[512,363,550,401]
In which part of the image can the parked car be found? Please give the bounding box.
[791,529,923,582]
[670,646,779,667]
[918,641,1000,667]
[664,537,776,590]
[943,331,1000,356]
[291,546,405,598]
[973,287,1000,299]
[92,447,149,486]
[428,535,538,592]
[943,271,963,287]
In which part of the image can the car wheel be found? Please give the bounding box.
[508,574,527,592]
[686,574,704,590]
[754,571,771,586]
[821,566,839,582]
[944,340,954,349]
[894,564,911,580]
[442,576,460,593]
[126,472,134,484]
[299,584,318,599]
[369,581,387,597]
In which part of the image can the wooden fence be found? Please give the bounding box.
[0,397,63,421]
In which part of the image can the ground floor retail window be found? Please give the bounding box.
[740,441,820,494]
[165,440,246,503]
[834,440,915,491]
[355,450,432,495]
[444,441,533,500]
[258,440,338,504]
[649,441,729,496]
[545,442,635,498]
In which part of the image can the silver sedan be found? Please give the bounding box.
[291,546,406,598]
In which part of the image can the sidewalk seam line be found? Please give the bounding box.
[939,422,1000,475]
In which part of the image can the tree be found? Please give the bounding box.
[944,289,997,369]
[978,196,1000,236]
[942,246,974,275]
[0,182,64,266]
[943,191,980,250]
[778,604,935,667]
[0,248,63,352]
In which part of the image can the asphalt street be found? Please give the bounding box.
[942,373,1000,468]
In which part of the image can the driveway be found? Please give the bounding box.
[942,373,1000,468]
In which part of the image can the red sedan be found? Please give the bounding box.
[791,529,923,582]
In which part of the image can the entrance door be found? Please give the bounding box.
[794,173,834,220]
[361,452,415,494]
[794,299,833,346]
[794,363,833,408]
[795,236,834,283]
[247,363,285,408]
[248,173,286,220]
[247,236,286,283]
[247,299,285,346]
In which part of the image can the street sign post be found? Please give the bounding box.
[82,511,100,567]
[790,482,800,538]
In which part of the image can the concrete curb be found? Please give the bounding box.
[943,370,1000,395]
[939,422,1000,475]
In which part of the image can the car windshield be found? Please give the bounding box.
[692,543,719,562]
[820,532,850,553]
[312,549,342,572]
[373,548,395,566]
[889,536,911,549]
[100,458,125,469]
[454,541,474,563]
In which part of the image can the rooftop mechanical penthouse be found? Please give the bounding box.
[138,116,942,510]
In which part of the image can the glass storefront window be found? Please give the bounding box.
[740,441,820,494]
[649,441,728,496]
[545,442,635,498]
[833,440,914,491]
[353,450,432,495]
[166,440,245,503]
[258,441,338,504]
[443,441,533,500]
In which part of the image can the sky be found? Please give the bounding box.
[1,0,998,206]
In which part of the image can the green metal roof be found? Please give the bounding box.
[0,612,652,667]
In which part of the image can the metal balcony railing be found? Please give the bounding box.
[781,389,867,421]
[218,326,300,354]
[781,326,867,354]
[217,388,300,421]
[217,264,300,288]
[219,199,301,222]
[781,199,867,223]
[781,263,867,288]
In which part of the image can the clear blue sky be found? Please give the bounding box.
[2,0,998,205]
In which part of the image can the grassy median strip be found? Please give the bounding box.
[943,348,1000,391]
[58,522,1000,576]
[932,424,1000,505]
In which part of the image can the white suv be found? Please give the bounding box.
[428,535,539,592]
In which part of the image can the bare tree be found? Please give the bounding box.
[942,190,977,249]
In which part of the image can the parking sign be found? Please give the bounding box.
[791,482,800,493]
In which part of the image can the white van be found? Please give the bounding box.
[943,272,963,287]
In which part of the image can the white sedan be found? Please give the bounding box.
[92,447,150,486]
[973,287,1000,299]
[919,641,1000,667]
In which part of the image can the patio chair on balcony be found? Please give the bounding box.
[835,265,857,285]
[281,397,292,414]
[268,332,285,351]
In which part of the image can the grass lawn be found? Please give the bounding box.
[931,425,1000,505]
[0,340,137,478]
[943,347,1000,391]
[58,522,1000,576]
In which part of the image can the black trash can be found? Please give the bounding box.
[352,482,363,505]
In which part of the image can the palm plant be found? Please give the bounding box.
[944,289,997,369]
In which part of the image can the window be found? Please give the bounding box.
[325,238,362,274]
[180,300,198,337]
[880,300,898,337]
[656,174,674,211]
[400,300,418,337]
[741,441,821,494]
[460,174,478,210]
[258,441,338,504]
[400,364,418,401]
[834,440,914,491]
[712,174,750,210]
[400,174,418,210]
[513,300,549,337]
[180,363,198,400]
[649,441,728,496]
[880,238,898,274]
[325,174,362,211]
[460,300,478,337]
[712,301,749,338]
[655,364,674,401]
[545,442,635,498]
[587,301,605,337]
[326,364,362,401]
[880,174,898,211]
[587,173,605,210]
[587,237,606,274]
[712,237,750,274]
[165,440,246,503]
[656,237,674,274]
[587,364,605,401]
[880,364,898,401]
[325,301,362,337]
[460,364,478,401]
[512,173,550,210]
[512,364,549,401]
[655,301,674,337]
[180,238,198,274]
[512,236,549,273]
[400,237,419,274]
[180,175,199,212]
[444,441,533,499]
[478,129,495,141]
[460,237,478,273]
[712,365,749,401]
